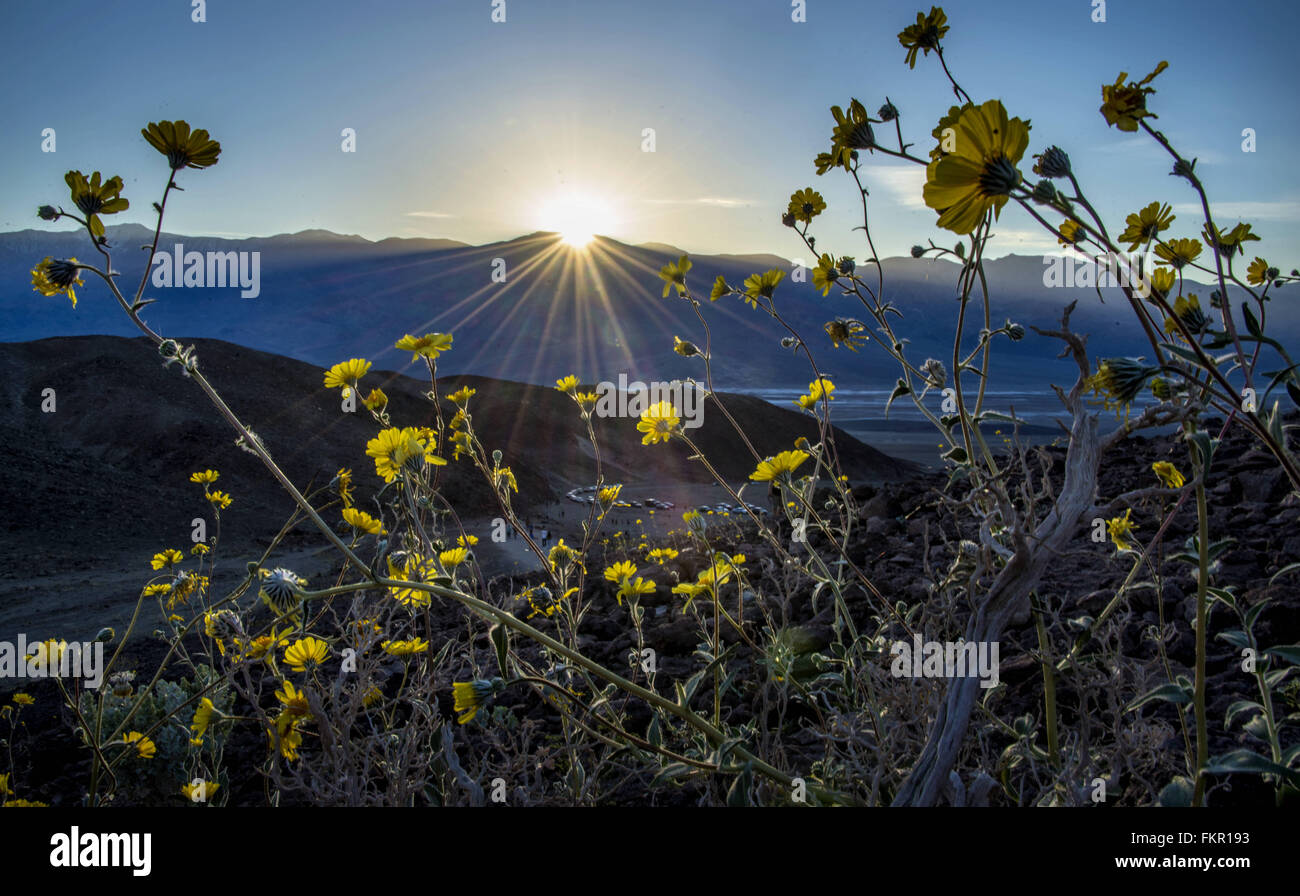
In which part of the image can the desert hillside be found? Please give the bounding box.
[0,335,915,636]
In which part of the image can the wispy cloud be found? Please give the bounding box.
[868,165,927,210]
[405,210,456,219]
[1088,137,1163,157]
[641,197,755,208]
[1089,138,1225,165]
[1172,200,1300,222]
[1175,149,1228,166]
[986,227,1067,254]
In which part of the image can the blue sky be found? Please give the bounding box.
[3,0,1297,263]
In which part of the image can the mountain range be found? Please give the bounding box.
[8,225,1289,399]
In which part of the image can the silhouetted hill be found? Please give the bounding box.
[0,334,914,634]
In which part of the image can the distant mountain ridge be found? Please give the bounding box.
[5,226,1293,399]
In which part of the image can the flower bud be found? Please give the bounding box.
[1170,159,1196,182]
[1031,180,1059,204]
[673,336,700,357]
[921,358,947,389]
[1032,146,1072,179]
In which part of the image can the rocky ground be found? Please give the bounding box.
[3,408,1295,806]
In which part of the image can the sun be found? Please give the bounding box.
[537,192,618,248]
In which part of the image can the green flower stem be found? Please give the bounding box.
[511,675,743,775]
[711,555,722,726]
[88,270,376,580]
[676,433,879,642]
[1140,121,1253,394]
[1066,174,1115,248]
[301,577,858,805]
[1191,466,1210,806]
[934,47,973,105]
[134,175,177,305]
[1017,192,1300,491]
[1151,530,1196,772]
[1244,635,1286,806]
[1056,484,1192,673]
[686,430,900,636]
[53,675,116,805]
[1014,195,1168,365]
[1030,594,1060,769]
[683,299,764,466]
[849,168,886,302]
[948,216,997,472]
[772,480,864,643]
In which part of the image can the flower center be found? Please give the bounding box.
[978,155,1020,197]
[848,122,876,149]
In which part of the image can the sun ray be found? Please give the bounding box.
[537,192,618,248]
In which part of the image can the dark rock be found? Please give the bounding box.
[1236,469,1283,503]
[859,491,901,519]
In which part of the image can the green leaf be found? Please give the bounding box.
[1126,681,1193,712]
[1207,537,1238,563]
[1264,645,1300,666]
[1259,363,1300,404]
[680,668,709,707]
[1242,302,1264,340]
[1268,561,1300,582]
[725,763,754,807]
[1156,776,1195,807]
[1266,399,1285,445]
[489,624,510,677]
[650,762,696,786]
[1245,601,1267,633]
[1225,699,1265,730]
[1205,749,1300,788]
[1216,629,1251,650]
[1244,715,1272,741]
[942,445,969,464]
[1163,343,1211,368]
[1265,667,1293,689]
[1206,586,1238,612]
[884,378,910,419]
[1186,431,1217,470]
